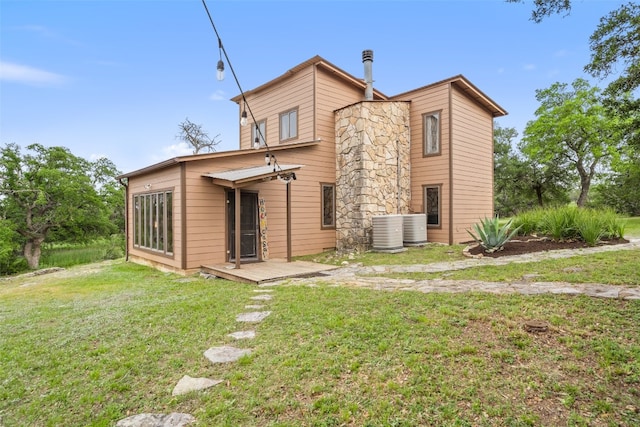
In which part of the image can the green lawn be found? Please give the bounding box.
[1,261,638,426]
[624,216,640,238]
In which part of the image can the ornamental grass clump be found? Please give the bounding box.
[468,216,521,253]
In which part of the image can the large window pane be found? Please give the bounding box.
[425,185,440,227]
[424,112,440,156]
[321,183,335,228]
[132,190,173,255]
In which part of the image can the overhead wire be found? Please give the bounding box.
[201,0,287,175]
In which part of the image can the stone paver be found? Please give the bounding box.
[236,311,272,322]
[228,330,256,340]
[204,346,251,364]
[276,239,640,300]
[250,294,273,301]
[172,375,223,396]
[245,304,265,309]
[116,413,195,427]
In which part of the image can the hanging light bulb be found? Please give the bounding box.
[264,153,271,166]
[253,136,260,150]
[216,38,225,81]
[240,109,248,127]
[216,59,225,81]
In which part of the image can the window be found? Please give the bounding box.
[133,190,173,255]
[321,183,335,229]
[423,111,441,156]
[252,120,266,148]
[279,108,298,142]
[424,185,441,227]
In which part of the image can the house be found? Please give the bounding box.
[117,52,507,275]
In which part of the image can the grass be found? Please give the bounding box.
[295,243,467,266]
[625,216,640,238]
[1,261,639,426]
[379,249,640,286]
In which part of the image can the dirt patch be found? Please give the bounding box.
[466,236,630,258]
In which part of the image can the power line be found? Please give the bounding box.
[200,0,287,175]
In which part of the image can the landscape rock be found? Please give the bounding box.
[236,311,272,322]
[204,346,251,363]
[116,412,195,427]
[228,330,256,340]
[171,375,222,396]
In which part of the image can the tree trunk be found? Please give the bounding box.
[535,185,544,207]
[576,178,591,207]
[23,237,45,269]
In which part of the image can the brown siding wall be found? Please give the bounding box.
[450,84,494,243]
[394,83,451,243]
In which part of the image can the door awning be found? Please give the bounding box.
[202,164,303,188]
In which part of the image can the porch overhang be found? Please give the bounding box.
[202,164,303,188]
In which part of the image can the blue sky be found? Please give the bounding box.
[0,0,626,174]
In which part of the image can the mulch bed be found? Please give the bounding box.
[466,235,630,258]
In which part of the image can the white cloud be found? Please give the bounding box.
[0,61,67,86]
[209,90,226,101]
[161,142,193,158]
[497,67,505,74]
[554,49,569,57]
[523,64,536,71]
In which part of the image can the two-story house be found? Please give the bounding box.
[117,52,507,274]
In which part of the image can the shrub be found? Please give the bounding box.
[468,217,521,253]
[512,206,627,246]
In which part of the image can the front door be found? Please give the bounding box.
[227,191,259,261]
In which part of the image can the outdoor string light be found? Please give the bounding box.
[202,0,288,178]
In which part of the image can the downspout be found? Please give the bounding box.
[448,83,454,245]
[181,163,187,271]
[118,178,129,262]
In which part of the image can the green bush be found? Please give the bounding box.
[512,206,626,246]
[468,216,521,253]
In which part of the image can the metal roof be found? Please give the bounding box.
[202,164,303,188]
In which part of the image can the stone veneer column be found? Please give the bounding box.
[335,101,411,252]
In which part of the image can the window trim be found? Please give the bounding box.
[320,182,336,230]
[252,119,267,148]
[133,189,174,257]
[279,107,299,143]
[422,110,442,157]
[423,184,442,229]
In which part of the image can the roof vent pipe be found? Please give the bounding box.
[362,50,373,100]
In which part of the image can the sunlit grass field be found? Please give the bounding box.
[1,261,638,426]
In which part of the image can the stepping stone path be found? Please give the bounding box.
[204,345,252,363]
[228,330,256,340]
[116,287,275,425]
[172,375,223,396]
[236,311,272,322]
[116,413,195,427]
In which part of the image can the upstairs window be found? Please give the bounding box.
[321,183,335,229]
[423,111,441,156]
[279,108,298,142]
[252,120,266,148]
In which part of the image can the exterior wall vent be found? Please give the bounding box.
[372,214,405,253]
[403,214,427,246]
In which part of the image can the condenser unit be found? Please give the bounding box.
[402,214,427,246]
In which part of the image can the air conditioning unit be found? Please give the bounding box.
[372,215,405,252]
[403,214,427,246]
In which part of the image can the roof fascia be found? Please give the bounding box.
[117,139,320,179]
[231,55,387,103]
[390,75,507,117]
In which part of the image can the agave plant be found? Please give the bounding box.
[468,216,521,253]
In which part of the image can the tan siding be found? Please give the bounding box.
[392,83,451,243]
[239,67,315,150]
[450,85,494,243]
